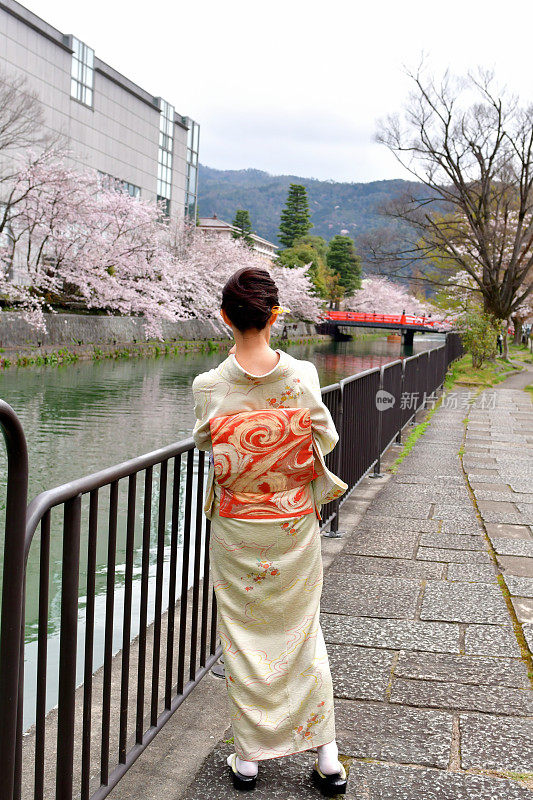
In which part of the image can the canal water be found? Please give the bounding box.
[0,333,444,730]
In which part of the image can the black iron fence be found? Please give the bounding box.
[0,333,463,800]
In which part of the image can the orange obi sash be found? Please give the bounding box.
[209,407,318,519]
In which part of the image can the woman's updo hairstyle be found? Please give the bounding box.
[221,267,279,333]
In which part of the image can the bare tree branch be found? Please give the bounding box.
[371,64,533,323]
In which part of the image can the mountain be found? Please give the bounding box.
[197,165,420,248]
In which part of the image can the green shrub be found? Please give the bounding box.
[456,309,499,368]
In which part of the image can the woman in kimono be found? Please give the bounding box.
[191,267,348,795]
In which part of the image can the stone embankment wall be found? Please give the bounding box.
[0,313,316,349]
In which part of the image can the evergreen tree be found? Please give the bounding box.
[232,209,254,247]
[278,184,312,248]
[277,235,334,299]
[326,235,362,296]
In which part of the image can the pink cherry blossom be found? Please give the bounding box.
[1,152,322,338]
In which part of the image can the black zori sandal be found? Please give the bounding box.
[227,753,258,791]
[312,758,348,796]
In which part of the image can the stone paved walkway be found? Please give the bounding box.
[182,368,533,799]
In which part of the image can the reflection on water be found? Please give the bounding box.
[0,333,443,729]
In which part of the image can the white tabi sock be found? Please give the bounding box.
[227,752,258,777]
[317,740,342,775]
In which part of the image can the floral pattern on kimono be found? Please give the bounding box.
[191,348,347,761]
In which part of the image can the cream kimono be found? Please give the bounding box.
[191,348,347,761]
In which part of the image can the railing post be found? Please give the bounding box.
[370,366,384,478]
[324,383,345,537]
[56,494,82,800]
[0,401,29,800]
[396,360,405,444]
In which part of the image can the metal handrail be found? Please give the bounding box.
[25,436,195,553]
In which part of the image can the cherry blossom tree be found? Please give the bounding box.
[0,66,68,286]
[434,237,533,354]
[0,68,323,336]
[2,154,182,337]
[2,168,323,339]
[166,220,322,327]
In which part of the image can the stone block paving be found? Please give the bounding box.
[184,376,533,799]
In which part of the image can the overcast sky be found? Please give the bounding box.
[27,0,533,183]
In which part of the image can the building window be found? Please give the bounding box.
[157,99,174,215]
[185,119,200,219]
[97,171,141,198]
[70,37,94,107]
[122,181,141,199]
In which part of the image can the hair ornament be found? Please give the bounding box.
[271,305,291,314]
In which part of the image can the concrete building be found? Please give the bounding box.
[0,0,199,219]
[198,215,278,260]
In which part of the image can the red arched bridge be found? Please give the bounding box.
[316,311,455,345]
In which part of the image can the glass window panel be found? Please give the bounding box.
[70,38,94,102]
[188,170,197,196]
[157,99,175,207]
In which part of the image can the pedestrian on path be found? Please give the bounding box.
[497,332,503,355]
[191,266,348,795]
